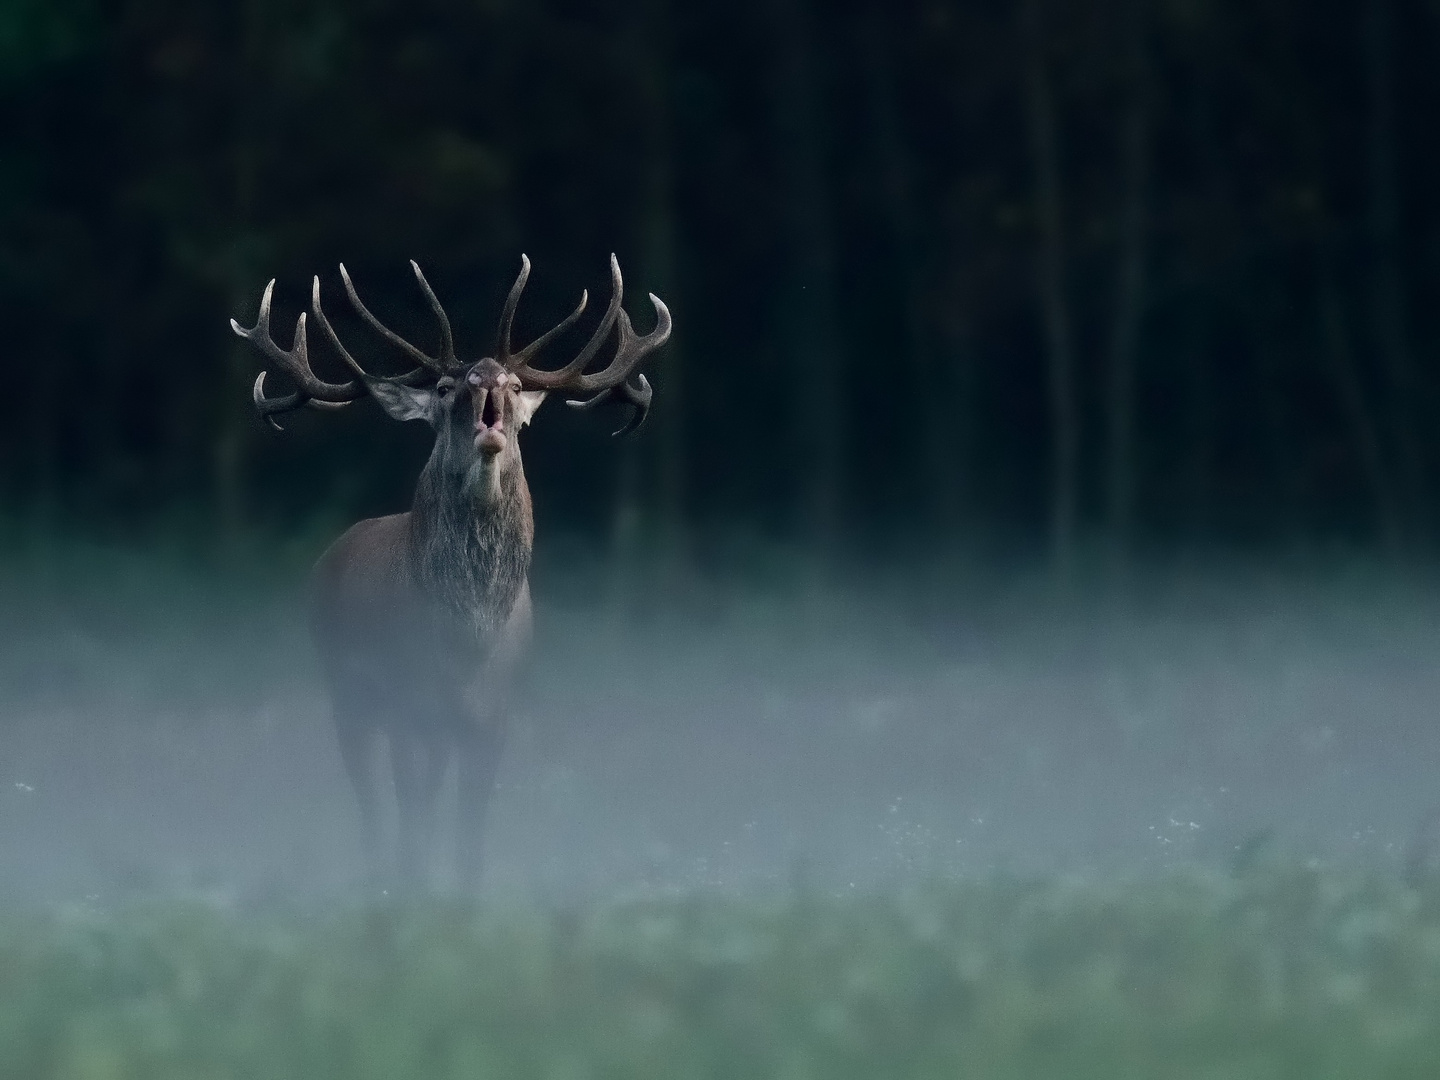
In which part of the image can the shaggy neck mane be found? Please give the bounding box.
[408,458,531,644]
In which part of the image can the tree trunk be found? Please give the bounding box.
[1316,241,1405,554]
[1254,316,1300,545]
[1180,303,1214,542]
[859,1,964,535]
[30,358,61,531]
[214,337,252,542]
[632,0,688,593]
[215,0,270,547]
[606,440,646,623]
[1180,53,1224,547]
[1103,0,1150,573]
[1364,0,1426,543]
[767,0,845,567]
[1020,0,1079,580]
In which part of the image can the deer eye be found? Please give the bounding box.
[435,379,454,398]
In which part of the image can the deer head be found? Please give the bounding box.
[230,255,672,496]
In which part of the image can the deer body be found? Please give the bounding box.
[232,256,669,890]
[308,487,531,886]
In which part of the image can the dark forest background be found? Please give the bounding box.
[4,0,1440,574]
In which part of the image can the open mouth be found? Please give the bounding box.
[473,389,506,454]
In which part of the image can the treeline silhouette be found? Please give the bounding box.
[4,0,1439,566]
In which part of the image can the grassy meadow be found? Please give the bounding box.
[5,862,1440,1079]
[6,535,1440,1077]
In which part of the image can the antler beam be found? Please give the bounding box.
[233,263,459,428]
[503,254,672,434]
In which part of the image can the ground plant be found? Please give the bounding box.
[4,863,1440,1079]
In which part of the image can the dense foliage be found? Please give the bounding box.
[4,0,1440,559]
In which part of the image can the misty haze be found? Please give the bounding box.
[4,543,1437,904]
[8,0,1440,1072]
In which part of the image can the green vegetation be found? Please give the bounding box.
[6,864,1440,1079]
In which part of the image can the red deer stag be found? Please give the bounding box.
[231,255,671,890]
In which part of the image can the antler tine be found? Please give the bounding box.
[251,372,302,431]
[339,263,450,375]
[250,372,354,431]
[311,275,364,378]
[565,373,653,437]
[510,289,589,366]
[569,294,671,396]
[508,255,669,436]
[509,254,627,389]
[409,261,457,368]
[495,254,531,366]
[311,276,430,387]
[232,278,368,429]
[492,251,593,369]
[559,292,669,437]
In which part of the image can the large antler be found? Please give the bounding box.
[233,255,671,435]
[503,254,672,435]
[230,279,368,431]
[231,262,455,430]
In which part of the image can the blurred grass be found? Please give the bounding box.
[5,864,1440,1079]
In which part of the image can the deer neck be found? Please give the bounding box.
[408,457,533,644]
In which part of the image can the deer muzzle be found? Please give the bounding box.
[472,387,506,455]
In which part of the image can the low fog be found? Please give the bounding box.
[4,543,1439,907]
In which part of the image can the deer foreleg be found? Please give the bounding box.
[334,714,385,891]
[390,730,447,892]
[456,719,506,892]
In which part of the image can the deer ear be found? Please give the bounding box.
[367,380,435,423]
[515,389,547,428]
